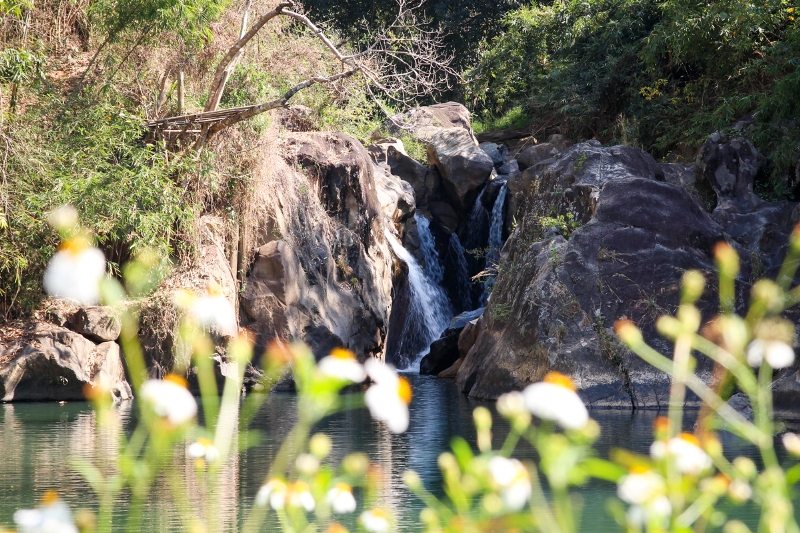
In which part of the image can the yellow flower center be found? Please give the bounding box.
[58,236,91,256]
[334,482,352,493]
[196,437,213,447]
[369,508,389,519]
[543,371,576,391]
[289,480,310,494]
[327,524,349,533]
[165,374,189,388]
[41,490,60,506]
[653,416,670,433]
[679,432,701,446]
[397,377,413,404]
[629,464,651,475]
[330,348,356,361]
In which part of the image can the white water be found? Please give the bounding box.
[486,182,508,265]
[482,183,508,303]
[384,216,452,371]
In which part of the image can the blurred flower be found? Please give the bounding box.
[497,391,527,419]
[327,482,357,514]
[177,282,237,337]
[359,508,392,533]
[650,433,712,475]
[318,348,366,383]
[140,375,197,426]
[729,479,752,503]
[43,237,106,306]
[617,469,666,506]
[523,371,589,430]
[286,481,315,512]
[14,490,78,533]
[626,496,671,528]
[364,359,412,433]
[488,456,531,511]
[187,437,220,466]
[746,339,795,369]
[326,524,349,533]
[47,205,79,231]
[782,432,800,456]
[295,453,320,475]
[256,478,287,510]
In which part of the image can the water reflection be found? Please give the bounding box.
[0,376,778,531]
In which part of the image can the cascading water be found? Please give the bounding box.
[481,182,508,303]
[448,233,473,311]
[485,183,508,265]
[384,215,452,371]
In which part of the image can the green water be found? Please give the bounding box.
[0,375,771,531]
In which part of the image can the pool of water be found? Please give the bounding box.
[0,375,773,530]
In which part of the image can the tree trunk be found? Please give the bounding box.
[177,69,185,114]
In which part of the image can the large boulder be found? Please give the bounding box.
[457,178,724,405]
[0,322,131,402]
[696,132,765,210]
[389,103,493,212]
[373,162,416,223]
[68,306,121,343]
[507,141,662,241]
[243,132,394,360]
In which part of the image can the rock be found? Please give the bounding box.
[373,162,416,223]
[427,128,494,210]
[0,322,130,402]
[420,332,459,375]
[457,178,724,404]
[438,357,462,379]
[371,142,440,208]
[480,142,505,167]
[242,132,394,360]
[515,143,562,170]
[696,132,765,210]
[68,306,121,343]
[419,309,484,376]
[388,102,475,138]
[507,141,662,240]
[458,318,480,357]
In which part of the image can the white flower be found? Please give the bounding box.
[359,508,392,533]
[496,391,527,419]
[364,359,412,434]
[626,496,671,527]
[617,470,665,505]
[14,491,78,533]
[187,437,220,465]
[523,372,589,430]
[746,339,795,369]
[783,432,800,456]
[729,479,752,502]
[650,433,712,475]
[488,456,531,511]
[140,375,197,426]
[43,237,106,306]
[256,478,287,510]
[178,282,237,336]
[286,481,315,512]
[327,482,357,514]
[318,348,366,383]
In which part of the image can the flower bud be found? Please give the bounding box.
[615,319,643,346]
[402,470,422,490]
[714,242,740,279]
[310,433,332,459]
[681,270,706,304]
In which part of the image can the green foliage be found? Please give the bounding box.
[473,105,529,134]
[0,0,31,17]
[88,0,228,45]
[1,91,200,317]
[539,212,580,238]
[469,0,800,197]
[0,47,43,85]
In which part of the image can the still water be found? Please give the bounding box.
[0,375,770,531]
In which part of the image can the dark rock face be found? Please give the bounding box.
[420,308,484,376]
[242,132,394,361]
[457,131,797,405]
[0,322,131,402]
[68,306,121,343]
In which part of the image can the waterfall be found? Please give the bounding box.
[384,217,452,371]
[416,214,445,285]
[481,183,508,303]
[448,233,473,311]
[485,183,508,265]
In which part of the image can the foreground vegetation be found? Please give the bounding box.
[10,209,800,532]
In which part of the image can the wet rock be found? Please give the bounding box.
[420,332,459,375]
[427,128,494,211]
[68,306,121,343]
[457,178,723,404]
[0,322,130,402]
